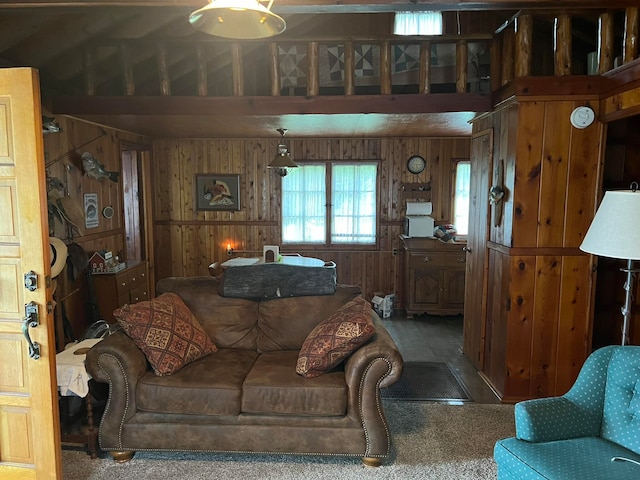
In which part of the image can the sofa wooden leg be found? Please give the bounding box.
[111,451,135,463]
[362,457,382,467]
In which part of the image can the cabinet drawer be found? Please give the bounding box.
[116,263,147,296]
[408,252,445,268]
[444,254,467,267]
[129,284,149,304]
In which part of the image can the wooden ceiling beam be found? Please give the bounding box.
[51,92,491,116]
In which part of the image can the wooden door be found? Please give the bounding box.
[462,128,493,369]
[0,68,62,479]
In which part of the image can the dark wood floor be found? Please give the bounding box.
[383,313,501,404]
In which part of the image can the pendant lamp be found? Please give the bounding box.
[189,0,286,39]
[268,128,298,177]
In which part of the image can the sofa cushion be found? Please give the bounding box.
[296,296,375,378]
[156,276,260,350]
[137,348,259,415]
[494,436,640,480]
[256,284,362,352]
[242,351,347,416]
[114,292,216,376]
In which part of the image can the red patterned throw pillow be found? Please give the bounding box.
[114,292,217,376]
[296,296,375,378]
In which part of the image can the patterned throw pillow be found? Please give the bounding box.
[114,292,217,376]
[296,296,375,378]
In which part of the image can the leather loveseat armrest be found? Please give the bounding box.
[86,332,149,449]
[343,314,403,458]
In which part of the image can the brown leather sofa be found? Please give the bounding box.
[86,276,403,466]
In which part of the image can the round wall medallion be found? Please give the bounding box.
[570,106,595,129]
[102,205,115,219]
[407,155,426,174]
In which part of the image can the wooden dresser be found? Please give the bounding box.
[92,261,150,323]
[400,236,467,317]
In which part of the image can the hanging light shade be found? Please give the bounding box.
[269,128,298,177]
[189,0,286,39]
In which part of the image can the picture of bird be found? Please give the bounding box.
[81,152,119,183]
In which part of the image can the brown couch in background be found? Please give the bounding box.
[86,276,403,466]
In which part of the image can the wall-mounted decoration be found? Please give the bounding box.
[84,193,99,229]
[102,205,114,219]
[490,159,505,227]
[81,151,120,183]
[195,174,241,211]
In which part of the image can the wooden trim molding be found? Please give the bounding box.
[487,241,587,257]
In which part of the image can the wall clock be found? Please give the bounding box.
[407,155,426,174]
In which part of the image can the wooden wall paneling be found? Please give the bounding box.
[512,101,545,248]
[555,255,593,395]
[170,224,184,277]
[153,141,173,221]
[430,138,443,220]
[564,104,602,247]
[463,127,492,371]
[537,102,572,248]
[502,104,519,247]
[503,255,536,402]
[530,255,562,398]
[484,249,509,396]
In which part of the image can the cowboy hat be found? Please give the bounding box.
[49,237,68,278]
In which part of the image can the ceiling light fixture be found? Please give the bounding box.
[269,128,298,177]
[189,0,286,40]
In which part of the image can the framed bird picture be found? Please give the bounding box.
[195,174,241,211]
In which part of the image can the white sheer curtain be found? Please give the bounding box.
[393,11,443,36]
[282,165,326,243]
[331,163,377,244]
[453,161,471,236]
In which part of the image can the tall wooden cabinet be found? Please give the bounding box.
[92,261,150,324]
[463,91,602,403]
[400,236,466,317]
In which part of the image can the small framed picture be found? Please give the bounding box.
[195,174,241,211]
[84,193,99,228]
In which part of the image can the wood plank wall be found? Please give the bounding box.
[469,97,603,402]
[151,136,471,301]
[43,116,150,340]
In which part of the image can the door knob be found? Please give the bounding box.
[462,246,471,253]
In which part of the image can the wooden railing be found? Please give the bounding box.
[82,8,639,97]
[491,7,639,89]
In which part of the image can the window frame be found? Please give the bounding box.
[280,159,381,251]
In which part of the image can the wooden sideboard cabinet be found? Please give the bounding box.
[92,261,150,323]
[400,236,466,317]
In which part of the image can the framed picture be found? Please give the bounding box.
[195,174,241,211]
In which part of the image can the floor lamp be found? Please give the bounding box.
[580,185,640,346]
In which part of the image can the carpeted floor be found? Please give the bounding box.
[62,401,515,480]
[381,362,472,402]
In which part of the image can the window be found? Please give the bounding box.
[282,162,378,245]
[453,160,471,236]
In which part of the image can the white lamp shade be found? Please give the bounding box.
[189,0,286,39]
[580,190,640,260]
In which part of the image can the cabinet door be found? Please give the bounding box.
[412,268,441,306]
[443,269,466,309]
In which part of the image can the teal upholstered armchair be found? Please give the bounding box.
[494,345,640,480]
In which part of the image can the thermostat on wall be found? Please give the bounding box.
[570,106,595,129]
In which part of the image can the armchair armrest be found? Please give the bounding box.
[86,332,150,449]
[515,396,602,443]
[343,315,403,458]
